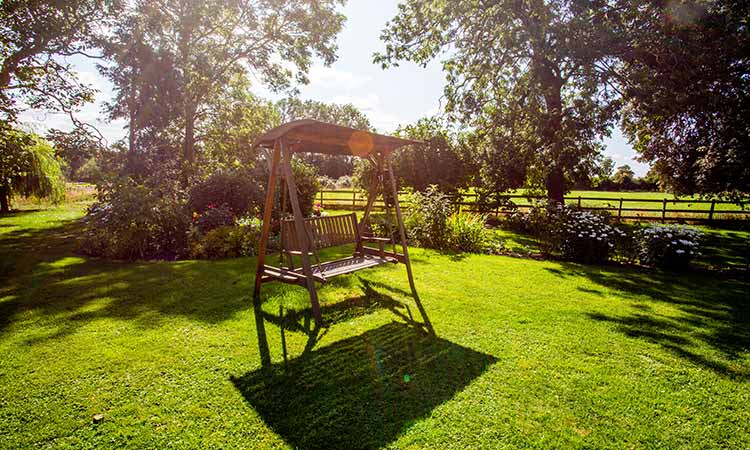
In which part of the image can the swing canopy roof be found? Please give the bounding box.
[251,119,422,157]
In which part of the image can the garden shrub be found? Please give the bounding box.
[546,206,624,264]
[505,202,624,263]
[191,204,235,234]
[405,186,452,249]
[334,175,352,189]
[635,224,702,270]
[447,211,492,253]
[188,221,261,260]
[285,158,320,216]
[79,178,190,260]
[318,176,336,189]
[188,169,263,216]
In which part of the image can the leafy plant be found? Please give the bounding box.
[547,206,623,264]
[636,224,702,270]
[191,204,235,234]
[188,170,263,217]
[79,177,189,260]
[189,218,261,260]
[405,186,453,249]
[446,211,492,253]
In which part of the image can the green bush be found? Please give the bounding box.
[189,219,261,260]
[191,204,235,234]
[284,158,320,217]
[504,202,624,263]
[405,186,452,249]
[188,170,263,216]
[79,178,189,260]
[447,211,493,253]
[636,224,702,270]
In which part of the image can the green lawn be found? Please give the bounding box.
[1,204,749,449]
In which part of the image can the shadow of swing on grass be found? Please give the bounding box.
[232,320,497,450]
[237,277,496,449]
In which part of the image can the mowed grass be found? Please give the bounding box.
[1,204,749,449]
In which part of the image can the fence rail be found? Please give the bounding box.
[318,190,749,223]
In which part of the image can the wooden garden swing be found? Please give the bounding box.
[252,120,423,327]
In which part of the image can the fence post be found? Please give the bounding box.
[352,190,356,210]
[319,191,324,208]
[577,196,582,208]
[709,199,716,222]
[662,199,667,223]
[618,198,623,219]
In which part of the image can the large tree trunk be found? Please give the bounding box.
[0,186,10,213]
[539,61,567,204]
[183,102,196,165]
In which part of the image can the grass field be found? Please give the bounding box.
[1,202,749,449]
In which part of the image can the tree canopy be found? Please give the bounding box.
[376,0,621,202]
[0,0,117,126]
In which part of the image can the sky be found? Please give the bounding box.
[18,0,649,176]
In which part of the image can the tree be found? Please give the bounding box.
[612,164,635,185]
[598,157,615,180]
[392,117,473,193]
[617,0,750,200]
[102,0,345,173]
[98,13,183,175]
[0,125,65,212]
[277,98,372,178]
[0,0,117,126]
[200,75,280,174]
[47,128,104,180]
[376,0,621,202]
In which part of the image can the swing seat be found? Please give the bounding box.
[262,212,402,285]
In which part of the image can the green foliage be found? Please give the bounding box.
[636,224,702,270]
[188,170,263,217]
[377,0,620,201]
[405,187,452,250]
[505,203,623,263]
[0,0,114,120]
[0,126,65,212]
[200,76,281,173]
[100,0,345,168]
[46,128,103,181]
[79,178,189,260]
[446,211,496,254]
[619,1,750,200]
[190,205,235,234]
[188,222,260,260]
[393,117,473,193]
[286,158,321,217]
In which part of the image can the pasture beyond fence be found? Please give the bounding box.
[318,190,750,223]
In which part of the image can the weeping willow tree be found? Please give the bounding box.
[0,125,65,213]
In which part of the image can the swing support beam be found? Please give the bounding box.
[251,120,424,328]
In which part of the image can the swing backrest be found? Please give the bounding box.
[281,212,361,253]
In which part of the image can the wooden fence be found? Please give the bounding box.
[317,190,750,223]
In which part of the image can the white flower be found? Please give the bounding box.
[676,249,685,254]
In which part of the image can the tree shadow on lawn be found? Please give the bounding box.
[232,320,497,450]
[547,264,750,379]
[0,218,257,341]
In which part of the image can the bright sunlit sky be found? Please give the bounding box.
[19,0,649,176]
